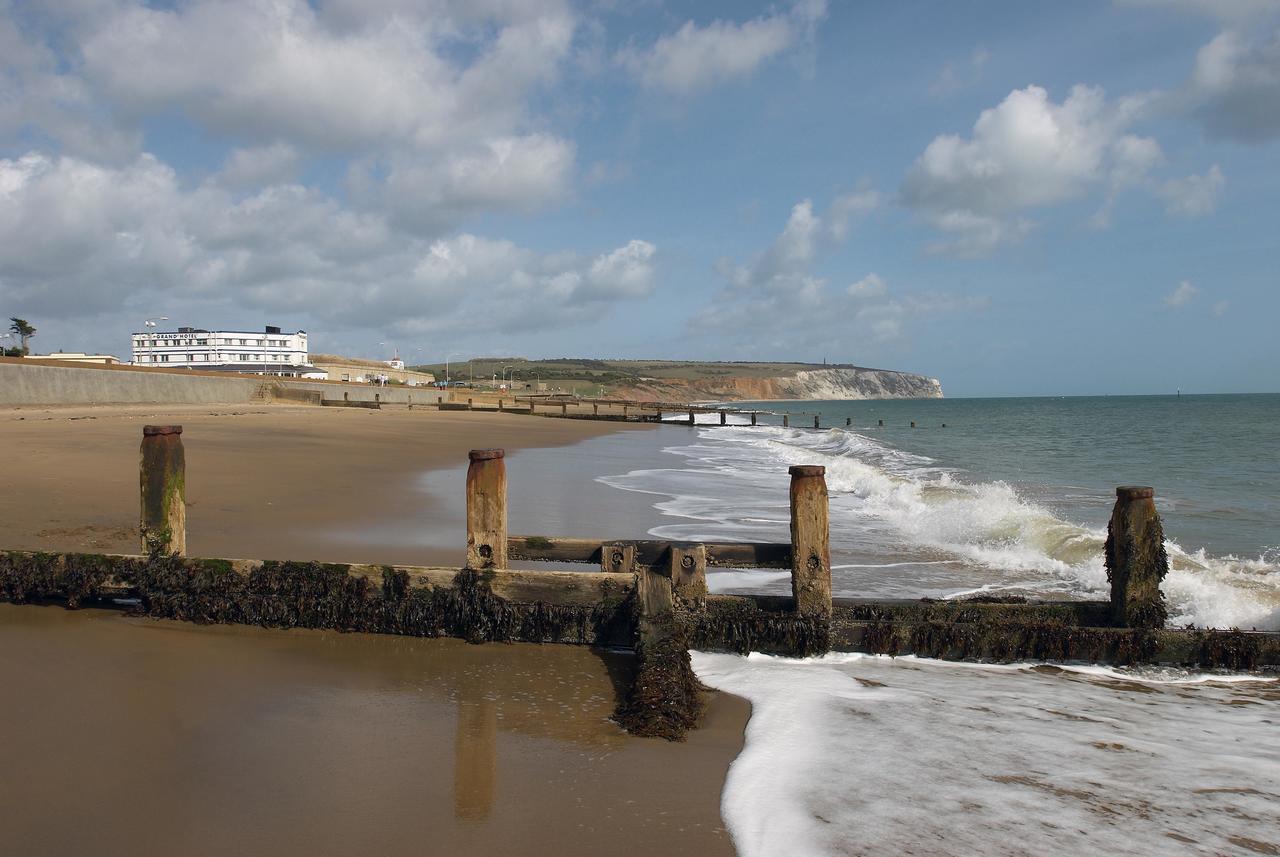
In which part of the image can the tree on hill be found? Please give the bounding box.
[8,318,35,355]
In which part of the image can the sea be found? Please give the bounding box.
[537,393,1280,857]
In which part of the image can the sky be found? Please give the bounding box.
[1,0,1277,396]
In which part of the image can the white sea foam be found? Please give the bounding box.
[601,425,1280,629]
[693,650,1280,857]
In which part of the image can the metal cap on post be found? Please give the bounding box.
[788,464,831,618]
[1106,486,1168,628]
[140,425,186,556]
[466,449,508,570]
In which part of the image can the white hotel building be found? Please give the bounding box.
[130,326,326,378]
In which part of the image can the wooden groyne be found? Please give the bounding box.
[2,428,1277,741]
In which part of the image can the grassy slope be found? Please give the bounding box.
[407,358,863,386]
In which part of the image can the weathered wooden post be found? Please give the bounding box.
[636,563,675,647]
[593,403,599,416]
[465,449,508,570]
[561,401,568,416]
[788,464,830,618]
[814,415,820,429]
[468,398,473,410]
[846,417,851,426]
[498,399,504,412]
[656,409,662,421]
[1105,486,1169,628]
[623,404,629,417]
[751,412,757,426]
[344,391,349,402]
[140,425,186,556]
[600,542,636,574]
[688,410,695,425]
[719,410,727,426]
[671,544,707,608]
[783,415,789,428]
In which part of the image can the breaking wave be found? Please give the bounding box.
[602,425,1280,630]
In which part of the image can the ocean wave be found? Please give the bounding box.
[602,425,1280,630]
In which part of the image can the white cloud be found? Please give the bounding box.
[1158,164,1225,216]
[848,273,887,299]
[827,189,881,241]
[904,86,1149,215]
[698,199,984,348]
[364,134,576,231]
[0,151,654,339]
[1184,29,1280,142]
[901,83,1240,254]
[77,0,574,152]
[1164,280,1198,307]
[3,0,581,224]
[219,144,300,188]
[1212,300,1230,316]
[618,0,826,94]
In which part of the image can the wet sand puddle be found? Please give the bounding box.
[0,605,742,857]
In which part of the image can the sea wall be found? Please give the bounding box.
[0,360,264,405]
[0,359,446,407]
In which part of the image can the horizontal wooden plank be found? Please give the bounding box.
[508,536,792,569]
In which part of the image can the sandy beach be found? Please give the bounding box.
[0,402,642,564]
[0,403,747,857]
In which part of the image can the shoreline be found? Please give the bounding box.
[0,402,749,857]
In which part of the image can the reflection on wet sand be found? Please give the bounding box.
[0,605,741,857]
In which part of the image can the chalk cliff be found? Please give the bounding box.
[608,367,943,403]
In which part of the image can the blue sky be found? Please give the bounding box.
[1,0,1277,396]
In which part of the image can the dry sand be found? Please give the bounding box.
[0,403,747,857]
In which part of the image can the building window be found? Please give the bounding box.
[197,340,207,346]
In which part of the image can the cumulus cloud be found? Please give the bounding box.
[902,82,1237,254]
[697,199,984,349]
[2,0,581,226]
[359,134,576,231]
[219,143,300,188]
[848,273,887,298]
[904,86,1151,212]
[0,151,655,343]
[618,0,826,94]
[1158,164,1225,216]
[1183,29,1280,142]
[76,0,574,151]
[1164,280,1198,307]
[902,85,1160,254]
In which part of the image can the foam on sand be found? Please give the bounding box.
[693,650,1279,857]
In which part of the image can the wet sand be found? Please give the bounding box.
[0,605,745,857]
[0,403,748,856]
[0,402,644,565]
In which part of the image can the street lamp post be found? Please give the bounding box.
[141,316,168,365]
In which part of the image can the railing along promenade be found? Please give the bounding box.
[1,427,1276,741]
